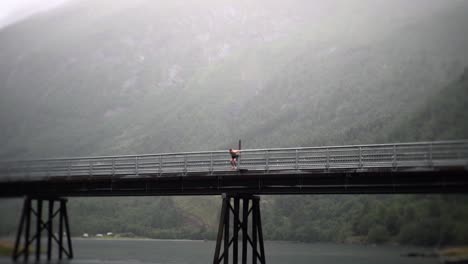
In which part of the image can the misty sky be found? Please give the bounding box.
[0,0,69,28]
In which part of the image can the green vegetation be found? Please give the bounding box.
[439,246,468,263]
[0,241,14,256]
[0,0,467,247]
[0,240,43,256]
[262,195,468,245]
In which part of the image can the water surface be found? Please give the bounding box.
[0,239,438,264]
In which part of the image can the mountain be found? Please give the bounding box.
[0,0,467,245]
[1,0,467,158]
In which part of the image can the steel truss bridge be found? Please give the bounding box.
[1,140,468,263]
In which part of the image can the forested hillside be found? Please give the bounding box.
[0,0,467,246]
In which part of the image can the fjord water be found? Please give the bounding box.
[1,239,437,264]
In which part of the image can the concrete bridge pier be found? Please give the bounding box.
[12,196,73,262]
[213,194,266,264]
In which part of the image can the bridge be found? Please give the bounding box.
[1,140,468,264]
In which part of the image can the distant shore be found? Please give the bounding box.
[74,237,208,242]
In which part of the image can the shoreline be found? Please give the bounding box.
[73,237,208,242]
[1,235,463,248]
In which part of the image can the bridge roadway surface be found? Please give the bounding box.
[0,140,468,197]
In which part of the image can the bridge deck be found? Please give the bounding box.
[1,140,467,196]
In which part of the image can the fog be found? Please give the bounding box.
[0,0,467,158]
[0,0,468,259]
[0,0,69,28]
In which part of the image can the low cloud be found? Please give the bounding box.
[0,0,69,29]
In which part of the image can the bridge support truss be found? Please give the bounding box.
[12,197,73,262]
[213,194,266,264]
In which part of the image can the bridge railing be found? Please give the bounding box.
[1,140,467,181]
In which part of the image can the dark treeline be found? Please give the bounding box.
[262,195,468,246]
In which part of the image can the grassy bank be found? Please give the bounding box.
[0,241,13,256]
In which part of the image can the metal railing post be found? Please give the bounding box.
[159,155,163,176]
[359,147,363,168]
[6,163,11,181]
[326,148,330,171]
[24,162,30,179]
[135,157,139,176]
[265,150,269,171]
[183,155,188,175]
[429,143,433,167]
[459,143,464,159]
[89,160,93,177]
[67,160,71,177]
[45,161,50,178]
[295,149,299,170]
[111,158,115,176]
[210,153,213,174]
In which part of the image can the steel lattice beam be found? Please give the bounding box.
[12,197,73,262]
[214,194,265,264]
